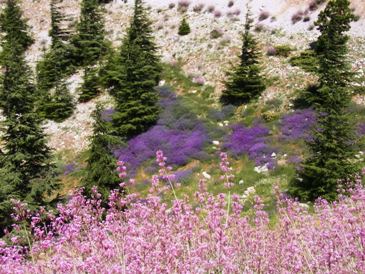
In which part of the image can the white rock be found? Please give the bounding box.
[271,152,277,158]
[159,80,166,86]
[254,164,269,174]
[202,172,211,180]
[212,140,220,146]
[239,179,244,185]
[218,122,224,127]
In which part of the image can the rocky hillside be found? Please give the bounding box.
[12,0,365,153]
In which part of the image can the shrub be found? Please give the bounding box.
[232,9,241,16]
[178,0,190,12]
[192,3,204,13]
[309,1,318,11]
[289,49,319,73]
[210,28,223,39]
[178,17,191,36]
[258,11,270,21]
[272,45,294,57]
[214,10,222,18]
[206,5,215,13]
[266,46,276,56]
[168,3,175,9]
[292,11,304,24]
[228,0,234,8]
[303,16,311,22]
[254,24,264,32]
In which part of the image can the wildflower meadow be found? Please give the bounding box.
[1,151,365,273]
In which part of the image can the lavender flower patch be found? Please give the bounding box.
[280,109,316,141]
[115,126,208,174]
[224,124,276,169]
[114,87,210,174]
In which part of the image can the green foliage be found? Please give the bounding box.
[0,0,33,58]
[290,0,358,201]
[71,0,107,66]
[178,17,191,36]
[78,67,101,103]
[273,45,294,57]
[49,0,72,43]
[108,0,162,139]
[0,0,59,233]
[36,42,75,95]
[83,105,121,199]
[37,0,76,119]
[41,80,74,122]
[289,49,319,73]
[220,7,266,106]
[0,162,21,235]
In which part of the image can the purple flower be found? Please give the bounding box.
[115,126,208,175]
[280,109,316,141]
[224,124,276,169]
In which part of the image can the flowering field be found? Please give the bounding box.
[2,151,365,273]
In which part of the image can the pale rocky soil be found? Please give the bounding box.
[11,0,365,154]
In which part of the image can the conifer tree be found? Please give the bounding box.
[0,0,58,232]
[110,0,162,139]
[0,0,33,58]
[42,80,75,122]
[78,67,101,103]
[37,0,75,121]
[72,0,107,66]
[83,105,121,199]
[290,0,358,201]
[220,5,265,106]
[178,17,191,36]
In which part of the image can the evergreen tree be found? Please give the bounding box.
[72,0,107,66]
[178,17,191,36]
[220,5,265,105]
[290,0,358,201]
[83,105,121,199]
[0,0,59,232]
[78,67,101,103]
[41,80,75,122]
[37,0,75,121]
[110,0,162,139]
[0,0,33,58]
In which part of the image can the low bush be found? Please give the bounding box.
[192,4,204,13]
[292,11,304,24]
[210,28,223,39]
[289,49,319,73]
[272,45,294,57]
[258,11,270,21]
